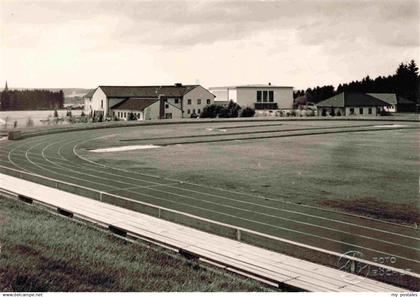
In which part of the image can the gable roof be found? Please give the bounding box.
[367,93,397,105]
[83,89,96,98]
[99,85,198,98]
[111,98,159,111]
[397,96,415,104]
[316,92,393,107]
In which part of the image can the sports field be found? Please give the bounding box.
[0,119,419,275]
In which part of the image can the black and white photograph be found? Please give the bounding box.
[0,0,419,294]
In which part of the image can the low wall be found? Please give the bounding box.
[0,165,418,290]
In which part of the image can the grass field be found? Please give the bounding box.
[0,197,272,292]
[83,121,419,223]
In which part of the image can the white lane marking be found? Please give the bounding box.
[14,138,420,253]
[90,144,161,153]
[4,130,420,256]
[374,124,408,128]
[71,135,420,241]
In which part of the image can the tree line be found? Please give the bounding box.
[0,89,65,110]
[294,59,419,104]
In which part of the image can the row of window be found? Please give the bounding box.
[256,91,274,103]
[113,111,142,118]
[349,107,373,115]
[187,108,201,115]
[187,99,211,105]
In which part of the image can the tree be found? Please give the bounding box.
[226,100,241,117]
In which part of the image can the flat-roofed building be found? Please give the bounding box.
[210,84,293,110]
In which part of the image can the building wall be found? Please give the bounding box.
[210,88,230,102]
[236,87,293,109]
[84,98,92,115]
[345,106,377,116]
[182,86,215,118]
[90,87,108,115]
[144,100,161,120]
[163,101,183,119]
[317,106,378,116]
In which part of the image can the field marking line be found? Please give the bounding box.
[68,136,420,242]
[9,145,420,264]
[25,145,420,254]
[71,127,420,232]
[4,128,420,260]
[48,139,420,247]
[106,182,183,193]
[4,129,419,242]
[21,140,126,192]
[6,150,419,265]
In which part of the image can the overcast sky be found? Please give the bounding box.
[0,0,419,90]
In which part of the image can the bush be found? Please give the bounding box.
[330,108,335,116]
[321,109,327,116]
[380,110,392,116]
[127,112,137,121]
[336,110,342,116]
[240,107,255,117]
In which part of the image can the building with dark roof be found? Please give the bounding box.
[316,92,393,116]
[84,84,215,120]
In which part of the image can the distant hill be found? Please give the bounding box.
[0,88,94,105]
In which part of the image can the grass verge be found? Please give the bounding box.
[0,197,274,292]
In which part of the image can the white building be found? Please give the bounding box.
[84,84,215,120]
[209,84,293,110]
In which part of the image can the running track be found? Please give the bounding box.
[0,121,419,275]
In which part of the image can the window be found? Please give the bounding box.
[118,112,120,117]
[175,99,179,104]
[207,99,211,104]
[113,111,115,116]
[198,109,201,114]
[138,113,141,118]
[368,107,372,114]
[263,91,268,102]
[257,91,262,102]
[359,107,363,114]
[101,100,103,108]
[124,112,126,117]
[187,109,190,114]
[269,91,274,102]
[197,99,201,105]
[187,99,192,105]
[349,108,354,115]
[192,109,196,114]
[165,104,169,109]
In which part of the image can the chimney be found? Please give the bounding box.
[175,83,182,87]
[268,82,271,86]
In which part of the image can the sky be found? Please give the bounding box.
[0,0,419,90]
